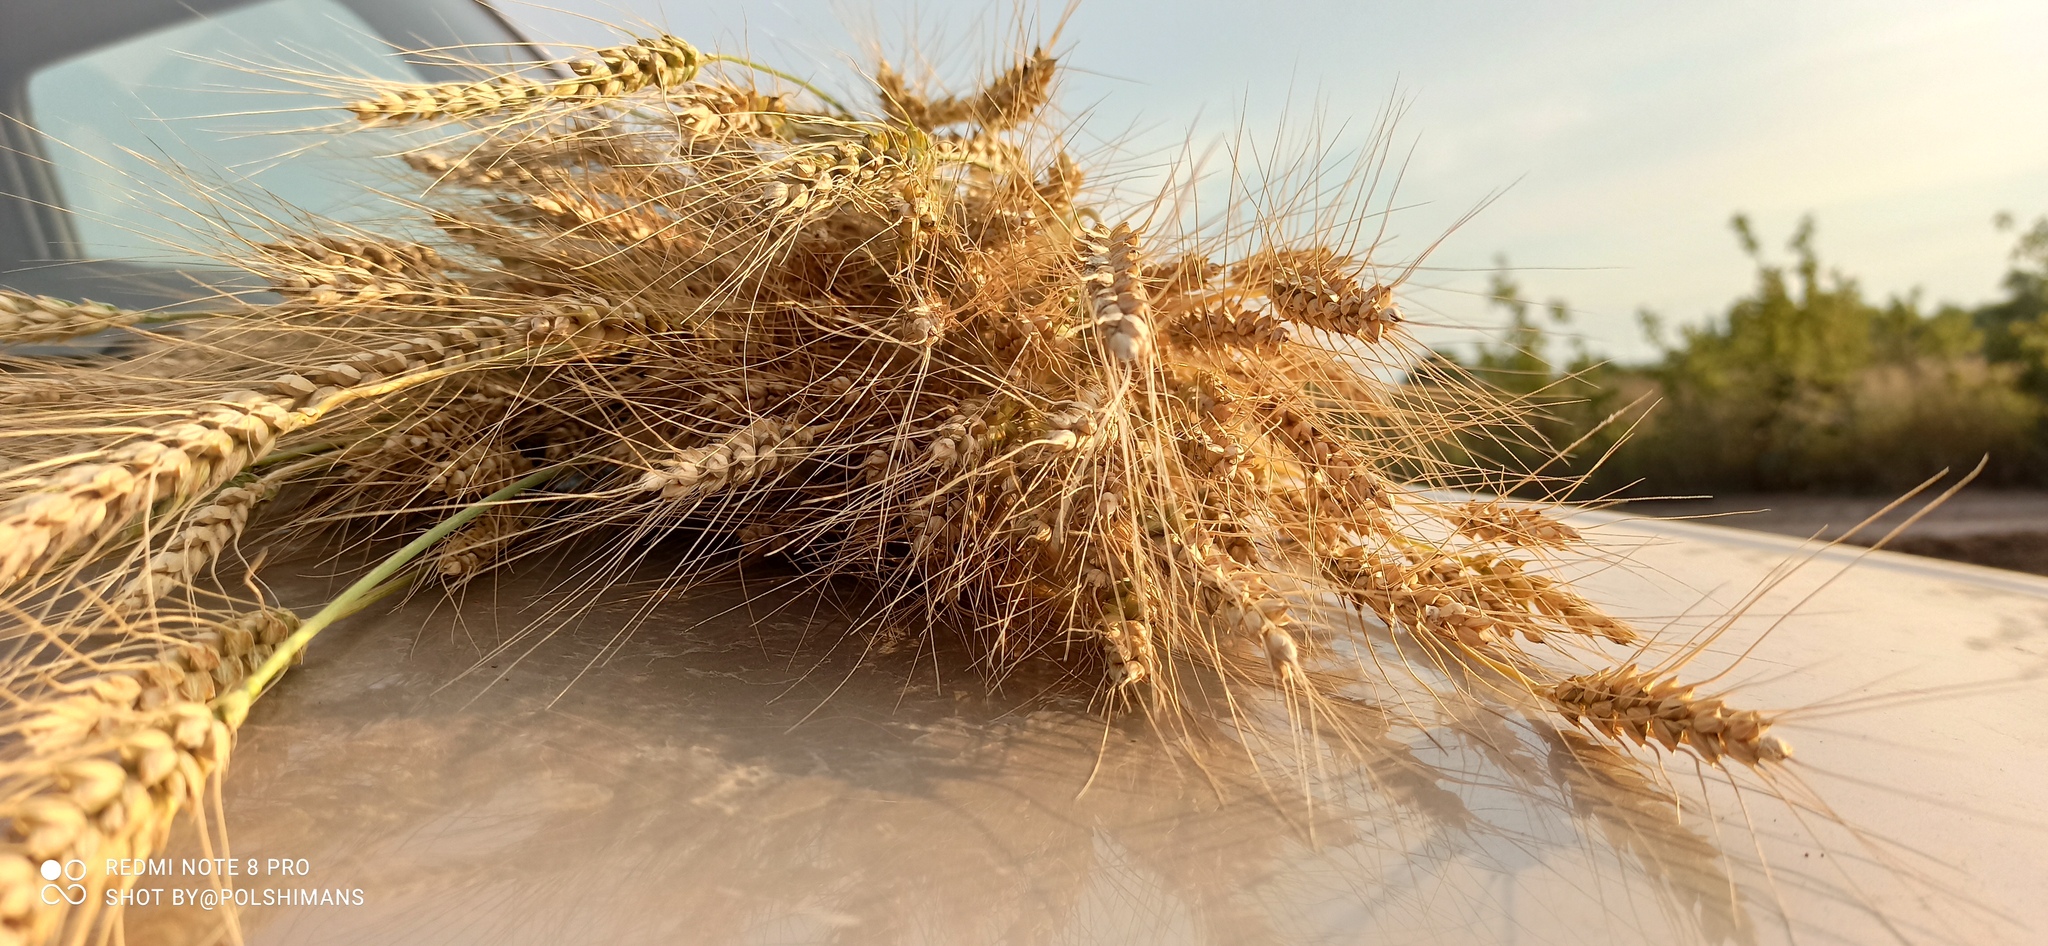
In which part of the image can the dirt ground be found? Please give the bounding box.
[1619,490,2048,576]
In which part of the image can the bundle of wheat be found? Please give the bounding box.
[0,30,1791,943]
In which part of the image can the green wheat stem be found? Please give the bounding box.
[215,464,559,721]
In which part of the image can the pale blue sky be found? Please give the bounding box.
[502,1,2048,362]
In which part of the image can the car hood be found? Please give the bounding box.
[139,514,2048,946]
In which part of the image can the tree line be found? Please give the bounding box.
[1440,213,2048,497]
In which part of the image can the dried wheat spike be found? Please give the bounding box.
[1080,222,1155,366]
[0,391,298,591]
[0,290,148,345]
[264,234,442,269]
[425,439,532,498]
[1458,553,1637,644]
[1178,425,1252,484]
[966,48,1056,132]
[0,606,299,941]
[876,48,1055,133]
[693,379,799,421]
[258,235,463,307]
[343,392,516,488]
[1174,307,1291,355]
[1327,547,1502,650]
[1035,391,1103,454]
[1322,543,1638,648]
[753,140,900,220]
[1036,151,1083,211]
[404,150,534,188]
[0,312,545,592]
[403,127,648,188]
[434,511,520,585]
[1170,528,1303,684]
[1096,618,1156,688]
[524,296,656,349]
[1450,499,1582,548]
[347,35,702,122]
[1549,665,1792,767]
[1257,404,1390,509]
[672,85,791,140]
[934,133,1026,174]
[272,312,538,404]
[1270,267,1401,342]
[108,474,285,614]
[518,190,681,247]
[0,376,77,408]
[1144,253,1223,298]
[874,61,972,128]
[636,419,819,501]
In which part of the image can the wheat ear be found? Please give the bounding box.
[1448,499,1582,548]
[1548,665,1792,767]
[432,511,521,586]
[1271,267,1402,342]
[107,459,319,615]
[257,235,465,307]
[0,606,298,943]
[0,392,298,591]
[346,35,702,122]
[1166,527,1304,685]
[0,312,553,592]
[0,291,148,345]
[1080,222,1155,366]
[877,49,1056,133]
[635,420,820,500]
[1171,307,1290,355]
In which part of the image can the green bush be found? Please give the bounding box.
[1443,214,2048,496]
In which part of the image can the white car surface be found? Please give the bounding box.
[126,514,2048,946]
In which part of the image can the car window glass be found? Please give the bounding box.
[26,0,429,268]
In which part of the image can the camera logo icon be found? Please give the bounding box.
[39,860,86,906]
